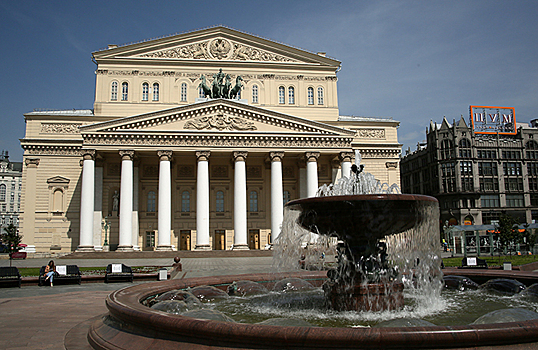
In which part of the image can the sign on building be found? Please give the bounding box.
[470,105,516,135]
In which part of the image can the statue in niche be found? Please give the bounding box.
[112,190,119,212]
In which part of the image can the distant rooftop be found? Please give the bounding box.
[26,109,94,116]
[338,115,396,122]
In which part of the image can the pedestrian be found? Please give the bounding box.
[44,260,55,287]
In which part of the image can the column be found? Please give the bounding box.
[339,151,354,179]
[270,152,284,244]
[78,149,96,251]
[22,158,39,252]
[157,150,173,251]
[233,151,249,250]
[132,165,140,251]
[118,150,134,251]
[306,152,320,198]
[195,151,211,250]
[93,165,103,250]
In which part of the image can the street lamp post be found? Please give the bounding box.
[102,216,110,251]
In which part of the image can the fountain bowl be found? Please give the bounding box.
[88,270,538,350]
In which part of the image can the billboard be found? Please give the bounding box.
[470,105,516,135]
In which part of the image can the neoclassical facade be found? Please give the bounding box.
[20,27,401,253]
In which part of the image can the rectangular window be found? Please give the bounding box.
[252,85,258,104]
[481,195,500,208]
[478,162,497,176]
[216,191,224,212]
[145,231,155,248]
[461,177,474,192]
[288,87,295,104]
[307,88,314,105]
[460,161,472,175]
[502,150,521,159]
[505,178,523,192]
[503,162,522,176]
[530,178,538,191]
[121,82,128,101]
[278,87,285,104]
[142,83,149,101]
[317,87,324,105]
[477,150,496,159]
[506,194,524,207]
[181,83,187,102]
[480,178,499,191]
[153,83,159,101]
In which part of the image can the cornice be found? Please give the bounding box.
[23,144,82,156]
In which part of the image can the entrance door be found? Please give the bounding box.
[249,229,260,250]
[145,231,155,251]
[214,230,225,250]
[180,230,191,251]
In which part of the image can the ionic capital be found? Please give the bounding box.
[81,149,96,161]
[233,151,248,162]
[157,150,173,162]
[195,150,211,162]
[119,150,135,161]
[24,158,40,168]
[269,151,284,162]
[305,152,320,162]
[339,151,354,163]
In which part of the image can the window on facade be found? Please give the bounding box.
[283,190,291,206]
[477,149,496,159]
[482,211,501,224]
[153,83,159,101]
[480,178,499,192]
[121,82,128,101]
[529,163,538,176]
[53,189,63,212]
[459,139,472,158]
[249,191,258,212]
[531,195,538,206]
[307,87,314,105]
[1,204,5,212]
[252,84,258,103]
[10,192,14,203]
[181,83,187,102]
[503,162,522,176]
[530,178,538,192]
[460,161,473,175]
[147,191,156,212]
[502,150,521,159]
[526,141,538,159]
[506,194,524,207]
[440,139,454,159]
[278,86,285,104]
[505,178,523,192]
[142,83,149,101]
[478,162,497,176]
[0,184,5,202]
[461,177,474,192]
[181,191,190,212]
[111,82,118,100]
[317,87,324,105]
[9,204,13,212]
[481,195,500,208]
[288,87,295,104]
[216,191,224,212]
[145,231,155,248]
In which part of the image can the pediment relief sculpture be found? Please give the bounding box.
[184,114,256,131]
[139,38,297,63]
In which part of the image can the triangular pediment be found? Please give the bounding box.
[47,176,70,185]
[81,99,354,137]
[92,26,340,67]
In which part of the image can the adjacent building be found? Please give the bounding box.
[401,114,538,229]
[20,26,402,253]
[0,151,22,231]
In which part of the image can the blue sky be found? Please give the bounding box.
[2,1,537,161]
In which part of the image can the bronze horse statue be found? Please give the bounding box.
[198,75,212,98]
[229,76,243,99]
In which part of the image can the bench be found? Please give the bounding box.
[105,263,133,283]
[0,266,22,288]
[459,257,488,269]
[38,265,82,286]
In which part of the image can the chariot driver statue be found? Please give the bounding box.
[199,69,243,99]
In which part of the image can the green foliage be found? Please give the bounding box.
[496,214,520,256]
[443,254,536,267]
[1,224,23,267]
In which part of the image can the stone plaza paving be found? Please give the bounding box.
[0,254,274,350]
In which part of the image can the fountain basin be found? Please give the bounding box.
[88,270,538,349]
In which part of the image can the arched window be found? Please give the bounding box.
[278,86,285,104]
[283,190,291,206]
[459,138,471,158]
[142,83,149,101]
[317,87,324,105]
[216,191,224,212]
[147,191,156,212]
[111,82,118,101]
[182,191,190,212]
[307,87,314,105]
[249,191,258,212]
[53,189,63,212]
[252,85,258,103]
[181,83,187,102]
[288,87,295,104]
[0,184,6,202]
[153,83,159,101]
[121,82,128,101]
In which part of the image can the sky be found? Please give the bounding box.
[1,1,538,161]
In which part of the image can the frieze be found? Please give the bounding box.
[359,149,400,158]
[139,39,297,63]
[22,145,81,156]
[184,114,256,131]
[357,129,386,139]
[84,134,353,149]
[41,123,82,134]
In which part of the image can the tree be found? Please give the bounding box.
[1,224,22,267]
[496,214,520,257]
[521,224,537,256]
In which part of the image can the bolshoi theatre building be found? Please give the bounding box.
[19,27,401,253]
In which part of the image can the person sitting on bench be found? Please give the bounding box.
[44,260,56,287]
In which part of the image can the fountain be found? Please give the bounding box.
[87,152,538,349]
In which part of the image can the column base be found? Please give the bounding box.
[76,246,95,252]
[155,245,174,251]
[194,244,211,251]
[231,244,249,250]
[133,245,141,251]
[116,245,134,252]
